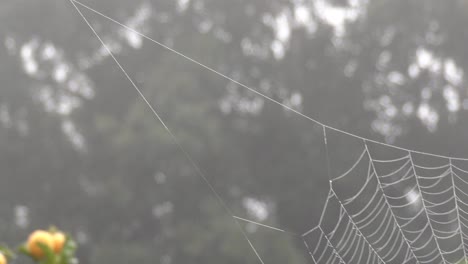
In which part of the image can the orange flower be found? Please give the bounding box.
[27,230,54,259]
[51,232,66,253]
[0,252,6,264]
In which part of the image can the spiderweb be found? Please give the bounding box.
[67,1,468,263]
[302,140,468,264]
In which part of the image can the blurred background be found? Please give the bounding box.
[2,0,468,263]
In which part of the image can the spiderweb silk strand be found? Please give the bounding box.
[67,1,267,263]
[67,1,468,263]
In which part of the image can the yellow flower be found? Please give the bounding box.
[27,230,54,259]
[51,232,66,253]
[0,252,6,264]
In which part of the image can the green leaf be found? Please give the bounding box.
[0,245,14,259]
[59,235,78,264]
[17,244,29,256]
[37,242,55,264]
